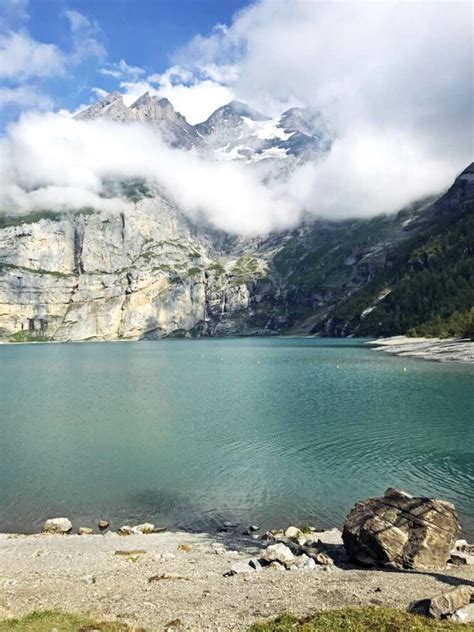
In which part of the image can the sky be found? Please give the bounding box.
[0,0,248,124]
[0,0,472,235]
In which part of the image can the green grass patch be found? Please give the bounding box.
[8,330,44,343]
[186,266,202,277]
[249,607,468,631]
[207,261,226,275]
[0,210,63,228]
[0,609,141,631]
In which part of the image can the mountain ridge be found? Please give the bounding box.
[0,92,471,343]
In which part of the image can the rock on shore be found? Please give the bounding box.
[366,336,474,363]
[342,488,461,569]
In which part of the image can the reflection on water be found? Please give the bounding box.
[0,338,473,537]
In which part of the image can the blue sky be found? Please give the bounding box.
[27,0,248,74]
[0,0,250,125]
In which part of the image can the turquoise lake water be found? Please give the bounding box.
[0,338,473,536]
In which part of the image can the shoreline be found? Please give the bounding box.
[1,527,473,631]
[366,336,474,364]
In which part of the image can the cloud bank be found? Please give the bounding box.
[0,113,298,234]
[0,0,472,235]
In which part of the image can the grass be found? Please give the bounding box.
[8,330,43,343]
[1,607,468,632]
[249,607,468,632]
[0,610,142,632]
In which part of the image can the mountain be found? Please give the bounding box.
[197,99,331,163]
[77,92,331,163]
[319,163,474,338]
[76,91,202,149]
[0,91,471,343]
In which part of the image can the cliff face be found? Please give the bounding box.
[0,188,428,343]
[2,165,470,343]
[0,194,277,342]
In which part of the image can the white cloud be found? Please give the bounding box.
[118,64,235,123]
[64,9,106,63]
[91,87,108,99]
[0,85,53,109]
[1,0,30,25]
[0,31,64,79]
[0,113,296,234]
[100,58,145,80]
[0,110,458,236]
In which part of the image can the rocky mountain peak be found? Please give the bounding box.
[76,91,127,121]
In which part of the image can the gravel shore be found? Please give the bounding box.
[367,336,474,364]
[1,529,473,631]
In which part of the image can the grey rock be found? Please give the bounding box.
[343,488,460,569]
[78,527,93,535]
[261,543,295,566]
[450,603,474,623]
[249,558,263,571]
[449,552,474,565]
[409,585,473,619]
[132,522,155,534]
[224,561,255,576]
[42,518,72,534]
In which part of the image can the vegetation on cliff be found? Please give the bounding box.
[323,199,474,338]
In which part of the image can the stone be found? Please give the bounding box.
[409,585,473,619]
[249,558,263,571]
[78,527,93,535]
[118,526,133,536]
[284,526,303,539]
[268,561,286,571]
[227,561,255,575]
[342,488,461,569]
[260,543,295,566]
[260,531,276,543]
[98,519,109,530]
[314,552,334,566]
[243,525,260,536]
[148,573,185,582]
[449,552,474,565]
[304,557,316,570]
[450,603,474,623]
[177,543,193,553]
[132,522,155,534]
[292,554,310,569]
[80,575,96,584]
[42,518,72,534]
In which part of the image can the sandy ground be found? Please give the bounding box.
[366,336,474,363]
[1,529,473,631]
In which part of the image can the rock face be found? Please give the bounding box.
[409,585,473,619]
[342,488,461,569]
[42,517,72,534]
[0,196,275,342]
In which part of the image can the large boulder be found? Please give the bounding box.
[342,488,461,569]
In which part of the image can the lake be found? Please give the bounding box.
[0,338,473,537]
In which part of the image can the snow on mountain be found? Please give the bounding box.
[76,92,332,164]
